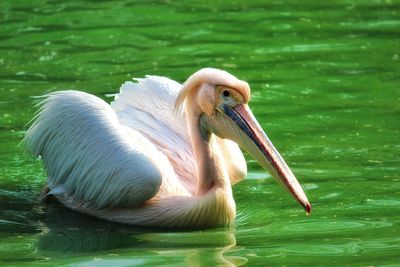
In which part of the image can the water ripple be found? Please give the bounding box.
[239,218,393,238]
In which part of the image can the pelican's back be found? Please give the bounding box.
[111,76,197,191]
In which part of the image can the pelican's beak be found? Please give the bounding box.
[222,104,311,214]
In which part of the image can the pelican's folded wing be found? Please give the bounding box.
[24,91,165,209]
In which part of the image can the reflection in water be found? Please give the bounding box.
[36,204,134,253]
[36,203,247,266]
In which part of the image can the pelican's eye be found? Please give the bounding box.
[215,86,244,107]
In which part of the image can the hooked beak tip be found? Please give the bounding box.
[305,202,312,216]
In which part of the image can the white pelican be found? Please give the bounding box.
[24,68,311,228]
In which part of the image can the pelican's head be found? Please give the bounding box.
[176,68,311,214]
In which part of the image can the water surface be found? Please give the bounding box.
[0,0,399,266]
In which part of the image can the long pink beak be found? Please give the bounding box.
[223,104,311,214]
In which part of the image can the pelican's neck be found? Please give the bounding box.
[185,107,230,196]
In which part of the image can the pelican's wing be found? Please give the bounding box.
[24,91,176,209]
[111,76,196,190]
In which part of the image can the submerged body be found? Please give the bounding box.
[24,68,311,228]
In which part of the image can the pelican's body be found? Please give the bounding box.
[24,68,311,228]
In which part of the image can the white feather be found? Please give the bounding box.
[111,76,197,191]
[24,90,168,209]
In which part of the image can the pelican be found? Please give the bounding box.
[24,68,311,229]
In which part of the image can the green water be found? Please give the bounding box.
[1,0,399,266]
